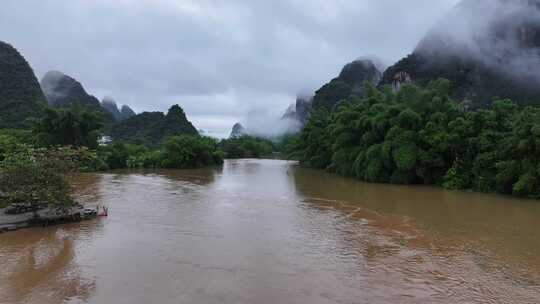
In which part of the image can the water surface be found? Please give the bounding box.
[1,159,539,303]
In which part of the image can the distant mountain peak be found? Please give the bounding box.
[110,104,198,146]
[101,97,121,120]
[310,58,382,111]
[229,123,247,138]
[120,105,136,119]
[101,97,135,121]
[337,59,382,96]
[41,70,65,84]
[0,40,46,128]
[279,58,382,132]
[40,70,101,108]
[381,0,540,106]
[282,95,313,125]
[101,96,117,106]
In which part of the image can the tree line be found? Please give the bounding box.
[291,79,540,198]
[0,103,287,212]
[0,105,226,212]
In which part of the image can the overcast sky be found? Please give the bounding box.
[0,0,459,138]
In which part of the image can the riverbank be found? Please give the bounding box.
[0,203,99,233]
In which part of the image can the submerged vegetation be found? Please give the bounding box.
[0,102,289,211]
[99,135,224,170]
[293,79,540,198]
[0,105,224,210]
[4,76,540,213]
[218,135,275,159]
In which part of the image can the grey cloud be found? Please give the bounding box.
[0,0,459,137]
[419,0,540,86]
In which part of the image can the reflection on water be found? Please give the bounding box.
[0,221,103,304]
[293,167,540,275]
[1,159,540,303]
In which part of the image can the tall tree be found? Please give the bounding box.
[32,106,103,148]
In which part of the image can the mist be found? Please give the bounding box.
[39,71,66,105]
[239,109,302,139]
[0,0,462,138]
[417,0,540,85]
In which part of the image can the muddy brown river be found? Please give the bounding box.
[1,159,540,303]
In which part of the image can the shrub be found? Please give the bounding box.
[0,146,77,215]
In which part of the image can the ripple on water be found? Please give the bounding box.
[2,161,540,304]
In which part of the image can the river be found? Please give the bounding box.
[1,159,539,303]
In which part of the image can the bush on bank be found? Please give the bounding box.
[0,145,80,214]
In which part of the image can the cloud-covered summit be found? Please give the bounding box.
[0,0,459,137]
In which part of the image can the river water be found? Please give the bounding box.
[1,159,539,303]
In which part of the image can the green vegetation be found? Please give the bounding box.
[162,135,224,168]
[99,135,223,170]
[111,105,199,146]
[0,104,224,211]
[98,142,151,170]
[0,41,46,129]
[40,70,117,129]
[0,129,33,162]
[0,145,82,214]
[218,136,274,159]
[294,79,540,198]
[0,105,223,173]
[311,60,381,112]
[312,80,353,111]
[275,133,300,160]
[32,106,103,149]
[380,53,540,108]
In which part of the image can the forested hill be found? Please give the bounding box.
[380,0,540,107]
[110,105,198,146]
[293,78,540,198]
[101,96,136,121]
[311,59,381,112]
[0,40,199,144]
[41,70,101,108]
[0,41,46,128]
[281,59,381,127]
[229,123,247,138]
[120,105,136,119]
[40,70,120,127]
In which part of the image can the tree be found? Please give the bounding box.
[296,110,333,169]
[293,77,540,197]
[98,142,148,169]
[110,105,198,146]
[161,135,223,169]
[32,106,103,148]
[218,136,274,159]
[0,146,78,215]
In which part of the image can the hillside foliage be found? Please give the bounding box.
[294,79,540,198]
[218,136,275,159]
[0,41,46,129]
[32,106,103,149]
[110,105,198,146]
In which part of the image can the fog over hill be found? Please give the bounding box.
[0,0,459,138]
[382,0,540,106]
[101,96,136,121]
[41,70,102,108]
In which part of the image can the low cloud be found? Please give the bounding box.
[0,0,459,137]
[418,0,540,86]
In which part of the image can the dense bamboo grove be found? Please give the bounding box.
[293,79,540,198]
